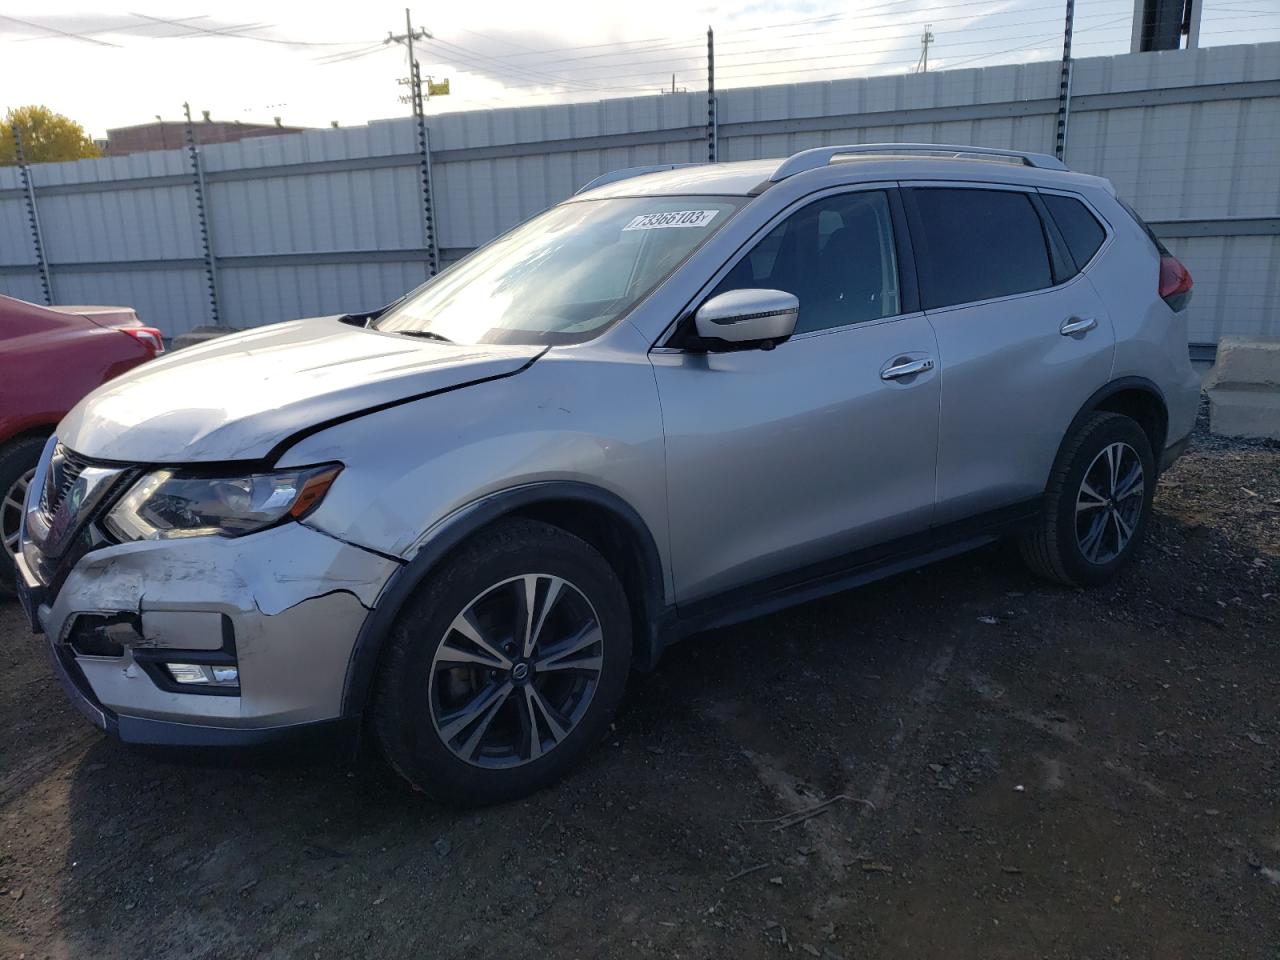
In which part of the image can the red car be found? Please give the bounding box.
[0,294,164,592]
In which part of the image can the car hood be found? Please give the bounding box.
[57,316,543,463]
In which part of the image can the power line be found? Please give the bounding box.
[427,38,623,91]
[478,15,1128,88]
[413,11,1141,96]
[9,14,213,43]
[125,12,379,47]
[558,11,1103,77]
[0,13,121,47]
[941,15,1130,68]
[410,8,1122,95]
[416,0,1121,83]
[316,42,393,66]
[460,0,1120,65]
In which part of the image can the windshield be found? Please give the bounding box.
[374,195,746,345]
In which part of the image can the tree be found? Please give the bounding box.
[0,106,100,166]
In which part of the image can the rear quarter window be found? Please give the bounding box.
[1042,194,1107,269]
[1116,197,1172,256]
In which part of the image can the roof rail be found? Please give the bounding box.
[576,163,704,195]
[770,143,1067,181]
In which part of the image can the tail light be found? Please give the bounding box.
[120,326,166,355]
[1159,255,1193,312]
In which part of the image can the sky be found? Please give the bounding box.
[1,1,1277,138]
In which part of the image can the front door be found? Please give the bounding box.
[651,188,941,605]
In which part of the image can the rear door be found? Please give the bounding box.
[652,186,941,604]
[901,184,1115,525]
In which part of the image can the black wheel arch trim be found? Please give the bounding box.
[1059,375,1170,464]
[339,480,669,726]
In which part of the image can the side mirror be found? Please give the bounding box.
[693,288,798,349]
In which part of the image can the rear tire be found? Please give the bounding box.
[373,518,632,806]
[0,436,46,597]
[1020,412,1155,587]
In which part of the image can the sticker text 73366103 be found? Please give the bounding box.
[621,210,720,232]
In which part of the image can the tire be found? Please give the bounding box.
[372,518,632,806]
[1019,411,1156,588]
[0,436,47,597]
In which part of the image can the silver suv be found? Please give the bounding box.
[16,143,1200,805]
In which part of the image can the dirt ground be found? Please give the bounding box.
[2,411,1278,960]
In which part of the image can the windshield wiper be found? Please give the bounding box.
[394,329,454,343]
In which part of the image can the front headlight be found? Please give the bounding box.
[104,464,342,542]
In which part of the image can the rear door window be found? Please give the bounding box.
[1042,194,1107,269]
[904,188,1054,310]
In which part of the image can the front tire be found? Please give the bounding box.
[1020,411,1156,587]
[372,518,632,806]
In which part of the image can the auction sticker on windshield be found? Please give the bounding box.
[622,210,720,231]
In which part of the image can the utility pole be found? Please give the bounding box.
[387,8,439,277]
[183,101,221,325]
[12,126,53,305]
[661,74,687,96]
[1054,0,1076,161]
[915,25,934,73]
[706,26,717,163]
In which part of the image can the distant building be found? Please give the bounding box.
[102,117,311,157]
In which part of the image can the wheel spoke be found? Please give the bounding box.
[1105,444,1121,495]
[1079,514,1108,562]
[435,643,507,669]
[535,624,602,673]
[1076,479,1108,513]
[527,686,569,747]
[519,686,541,761]
[536,654,603,675]
[448,609,512,669]
[1115,462,1144,501]
[456,684,513,761]
[520,574,565,658]
[1113,508,1134,545]
[438,680,513,749]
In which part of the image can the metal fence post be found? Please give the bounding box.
[183,102,222,325]
[413,59,440,277]
[12,126,54,305]
[707,26,718,163]
[1055,0,1076,161]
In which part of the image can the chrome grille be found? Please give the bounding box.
[26,442,130,566]
[39,444,91,518]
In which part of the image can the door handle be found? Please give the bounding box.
[1060,316,1097,336]
[880,357,934,381]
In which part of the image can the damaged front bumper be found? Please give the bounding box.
[21,521,401,747]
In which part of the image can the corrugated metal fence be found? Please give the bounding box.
[2,41,1277,347]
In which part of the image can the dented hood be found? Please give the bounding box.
[57,316,542,463]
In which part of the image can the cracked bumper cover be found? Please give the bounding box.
[32,522,401,746]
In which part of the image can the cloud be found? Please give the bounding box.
[0,0,1181,137]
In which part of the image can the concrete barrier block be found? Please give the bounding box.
[1204,336,1280,440]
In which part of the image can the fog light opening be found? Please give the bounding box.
[68,613,143,659]
[167,663,209,684]
[166,663,239,687]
